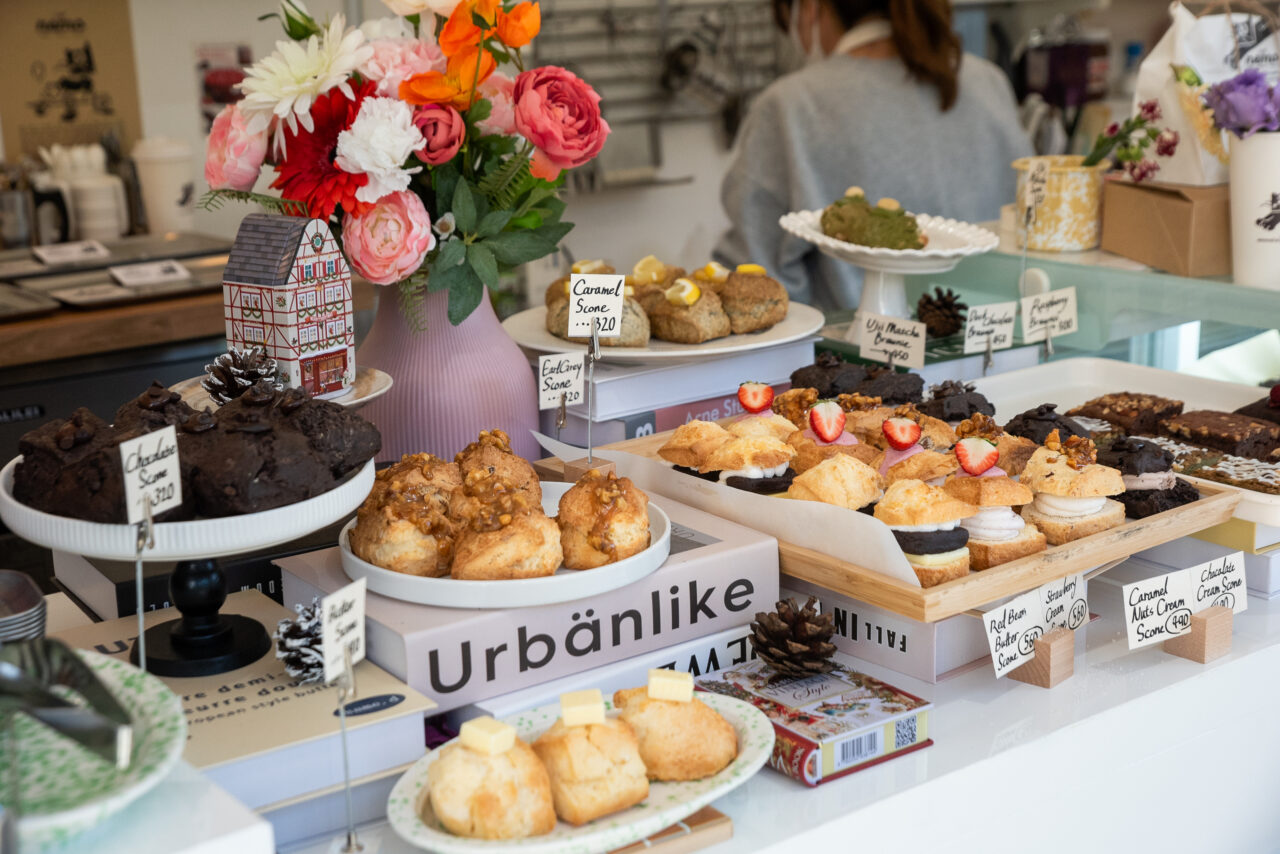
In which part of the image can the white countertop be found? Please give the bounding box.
[280,561,1280,854]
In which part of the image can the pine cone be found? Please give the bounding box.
[916,287,968,338]
[274,598,326,684]
[202,346,281,406]
[749,596,837,679]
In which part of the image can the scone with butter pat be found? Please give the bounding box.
[612,686,737,781]
[427,730,556,839]
[531,718,649,826]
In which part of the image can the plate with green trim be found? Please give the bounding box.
[387,693,774,853]
[12,650,187,851]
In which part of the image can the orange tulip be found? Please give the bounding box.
[496,2,540,49]
[400,48,497,111]
[439,0,501,57]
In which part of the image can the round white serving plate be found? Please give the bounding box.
[0,457,374,561]
[340,481,671,609]
[778,209,999,274]
[502,302,825,362]
[16,650,187,851]
[386,693,774,854]
[170,365,393,411]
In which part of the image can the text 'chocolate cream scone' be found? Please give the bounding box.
[1097,436,1200,518]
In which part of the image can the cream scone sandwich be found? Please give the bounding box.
[942,437,1046,570]
[727,382,797,441]
[786,452,884,510]
[873,415,958,485]
[874,479,978,587]
[657,419,732,480]
[786,399,878,473]
[1019,430,1125,545]
[700,435,797,494]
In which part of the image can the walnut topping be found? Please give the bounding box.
[1045,428,1096,469]
[891,403,923,423]
[773,388,819,426]
[836,393,883,412]
[956,412,1003,441]
[461,467,529,532]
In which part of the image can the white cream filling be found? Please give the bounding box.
[1122,471,1176,491]
[889,519,961,533]
[718,462,789,482]
[903,546,970,567]
[1033,494,1107,518]
[962,506,1025,542]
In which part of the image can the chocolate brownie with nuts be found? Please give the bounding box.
[1068,391,1183,435]
[1159,410,1280,461]
[1234,385,1280,427]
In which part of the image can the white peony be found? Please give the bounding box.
[381,0,461,17]
[335,97,425,204]
[238,14,373,155]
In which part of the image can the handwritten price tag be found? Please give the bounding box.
[983,589,1040,677]
[110,259,191,288]
[1020,287,1077,343]
[856,312,926,369]
[32,240,110,265]
[1039,572,1089,632]
[1023,159,1050,225]
[1123,552,1247,651]
[117,426,183,524]
[538,353,585,410]
[963,301,1017,354]
[567,273,625,338]
[320,577,367,685]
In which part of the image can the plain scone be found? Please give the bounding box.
[427,738,556,840]
[612,687,738,781]
[532,718,649,826]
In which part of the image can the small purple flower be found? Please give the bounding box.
[1155,129,1179,158]
[1104,121,1120,137]
[1138,100,1162,122]
[1204,69,1278,138]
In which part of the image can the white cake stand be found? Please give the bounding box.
[779,209,999,318]
[0,458,374,676]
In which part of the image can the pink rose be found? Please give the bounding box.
[342,191,436,285]
[413,104,465,166]
[477,73,517,136]
[361,37,446,98]
[512,66,610,181]
[204,104,267,191]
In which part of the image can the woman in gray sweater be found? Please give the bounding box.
[714,0,1031,309]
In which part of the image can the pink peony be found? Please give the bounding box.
[361,37,447,98]
[342,191,436,285]
[512,66,610,181]
[413,104,465,165]
[204,104,267,191]
[477,73,517,136]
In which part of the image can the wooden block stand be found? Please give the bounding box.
[562,457,616,483]
[1007,626,1075,688]
[1163,605,1233,664]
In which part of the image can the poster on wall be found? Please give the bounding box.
[194,43,251,132]
[0,0,144,158]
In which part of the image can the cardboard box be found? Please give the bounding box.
[279,497,779,713]
[1100,180,1230,278]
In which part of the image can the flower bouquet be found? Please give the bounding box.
[202,0,610,326]
[1081,99,1179,182]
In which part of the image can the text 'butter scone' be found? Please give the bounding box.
[558,469,651,569]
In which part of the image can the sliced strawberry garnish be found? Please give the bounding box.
[882,417,922,451]
[955,436,999,476]
[808,400,846,443]
[1270,384,1280,408]
[738,381,774,414]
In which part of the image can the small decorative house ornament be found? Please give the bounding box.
[222,213,354,398]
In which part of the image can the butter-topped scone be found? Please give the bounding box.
[613,671,737,781]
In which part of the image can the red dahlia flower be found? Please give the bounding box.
[271,79,376,219]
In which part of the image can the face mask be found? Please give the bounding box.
[788,0,826,65]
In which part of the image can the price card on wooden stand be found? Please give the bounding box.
[963,301,1017,354]
[109,259,191,288]
[118,426,183,524]
[856,312,926,369]
[321,577,367,685]
[567,273,625,338]
[983,590,1040,677]
[1020,287,1078,343]
[538,353,585,410]
[1122,553,1247,650]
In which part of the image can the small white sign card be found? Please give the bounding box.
[983,589,1041,678]
[32,240,110,265]
[856,312,926,369]
[537,353,585,410]
[320,577,367,685]
[1040,572,1089,632]
[1023,158,1050,224]
[567,273,625,338]
[1020,286,1078,343]
[1122,553,1246,651]
[963,301,1018,354]
[109,259,191,288]
[117,425,183,525]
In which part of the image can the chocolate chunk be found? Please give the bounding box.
[1113,477,1200,519]
[724,469,797,494]
[1003,404,1088,444]
[1097,436,1173,476]
[673,465,721,482]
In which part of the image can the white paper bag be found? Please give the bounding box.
[1135,2,1280,185]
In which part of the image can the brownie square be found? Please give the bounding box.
[1234,398,1280,426]
[1069,392,1183,435]
[1159,410,1280,461]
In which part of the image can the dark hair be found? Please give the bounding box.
[771,0,961,111]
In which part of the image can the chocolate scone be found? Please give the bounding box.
[1234,386,1280,426]
[1098,436,1199,518]
[857,368,924,405]
[274,386,381,478]
[1002,404,1088,444]
[789,352,868,398]
[1114,478,1201,518]
[113,381,197,433]
[1159,410,1280,461]
[1068,392,1183,435]
[917,380,995,423]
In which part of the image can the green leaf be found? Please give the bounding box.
[467,98,493,125]
[433,165,460,217]
[539,196,567,225]
[467,243,499,288]
[484,230,557,266]
[476,210,513,238]
[197,189,307,217]
[530,221,574,247]
[452,178,477,234]
[471,9,491,28]
[427,240,468,292]
[447,266,484,325]
[509,211,543,230]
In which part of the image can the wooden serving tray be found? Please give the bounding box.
[560,426,1242,623]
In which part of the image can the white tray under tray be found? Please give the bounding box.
[972,357,1278,526]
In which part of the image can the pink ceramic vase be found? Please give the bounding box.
[356,289,540,462]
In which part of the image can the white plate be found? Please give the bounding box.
[779,209,999,274]
[17,650,187,851]
[502,303,825,362]
[0,457,375,561]
[386,693,775,853]
[170,365,393,411]
[340,481,671,608]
